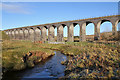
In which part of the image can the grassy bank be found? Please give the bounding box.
[2,40,55,72]
[37,42,120,78]
[2,33,120,78]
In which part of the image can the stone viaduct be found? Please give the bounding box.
[4,15,120,42]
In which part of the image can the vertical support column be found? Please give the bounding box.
[48,26,55,42]
[15,30,19,40]
[94,21,101,40]
[29,28,35,42]
[11,30,14,39]
[57,25,63,42]
[79,23,86,41]
[41,27,47,42]
[34,27,41,41]
[118,30,120,40]
[19,29,24,40]
[24,29,29,40]
[8,30,12,40]
[11,30,15,39]
[17,29,20,40]
[14,30,16,39]
[9,30,12,39]
[7,31,10,37]
[112,23,117,38]
[118,22,120,40]
[22,29,25,40]
[67,24,74,42]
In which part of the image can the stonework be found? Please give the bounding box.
[4,15,120,42]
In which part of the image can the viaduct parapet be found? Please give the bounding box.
[4,15,120,42]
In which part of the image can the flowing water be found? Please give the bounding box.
[2,51,67,80]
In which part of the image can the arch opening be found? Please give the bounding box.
[100,21,112,40]
[86,22,94,41]
[63,25,68,42]
[46,28,48,41]
[54,27,57,42]
[74,24,80,42]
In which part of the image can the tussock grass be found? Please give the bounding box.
[2,32,120,78]
[2,40,54,71]
[36,41,120,78]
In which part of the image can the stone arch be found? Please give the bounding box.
[54,26,57,41]
[11,30,15,39]
[24,28,29,40]
[15,30,19,39]
[34,27,41,41]
[100,20,112,40]
[7,31,10,37]
[62,24,68,42]
[95,19,113,40]
[116,20,120,40]
[79,21,95,41]
[73,23,80,42]
[41,26,47,42]
[66,23,74,42]
[115,20,120,31]
[19,29,24,40]
[9,30,12,39]
[57,24,64,42]
[48,25,55,42]
[86,22,95,41]
[46,29,48,41]
[29,28,35,41]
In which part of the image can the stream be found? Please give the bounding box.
[2,51,67,80]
